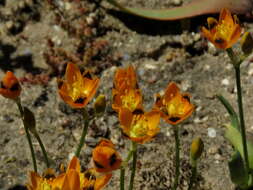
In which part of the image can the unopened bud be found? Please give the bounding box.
[23,107,36,134]
[241,32,253,55]
[190,137,204,162]
[94,94,106,115]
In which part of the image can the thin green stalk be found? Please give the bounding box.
[75,108,89,157]
[227,48,249,177]
[120,167,126,190]
[188,161,197,190]
[128,141,137,190]
[16,98,24,116]
[120,147,135,190]
[34,132,50,168]
[173,125,180,190]
[16,100,37,172]
[234,65,249,176]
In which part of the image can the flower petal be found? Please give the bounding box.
[67,156,81,172]
[119,108,133,129]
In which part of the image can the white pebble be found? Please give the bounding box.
[221,78,230,86]
[65,2,72,10]
[248,68,253,76]
[208,128,216,138]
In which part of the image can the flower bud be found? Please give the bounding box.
[94,94,106,115]
[0,71,21,100]
[190,137,204,162]
[241,32,253,55]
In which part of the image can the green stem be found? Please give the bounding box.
[173,125,180,190]
[120,167,125,190]
[16,101,37,172]
[16,98,24,116]
[75,108,89,157]
[128,142,137,190]
[120,147,135,190]
[34,132,50,168]
[227,48,249,177]
[188,161,197,190]
[234,65,249,176]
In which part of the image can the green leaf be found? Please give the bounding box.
[23,106,36,134]
[106,0,219,20]
[216,95,240,130]
[228,151,248,188]
[106,0,251,21]
[225,125,253,170]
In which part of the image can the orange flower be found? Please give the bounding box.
[154,82,194,125]
[92,139,122,173]
[119,108,160,144]
[112,87,143,113]
[0,71,21,99]
[113,65,138,91]
[27,169,65,190]
[58,63,99,108]
[27,157,111,190]
[201,8,241,49]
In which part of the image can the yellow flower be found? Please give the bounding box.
[92,139,122,173]
[113,65,138,91]
[201,8,241,49]
[58,63,99,108]
[112,87,143,113]
[0,71,21,99]
[27,169,64,190]
[27,157,111,190]
[154,82,194,125]
[119,108,160,144]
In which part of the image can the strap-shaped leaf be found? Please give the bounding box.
[217,95,240,130]
[228,151,248,188]
[105,0,251,21]
[225,124,253,170]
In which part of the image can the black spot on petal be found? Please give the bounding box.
[83,71,92,79]
[169,117,181,123]
[133,109,144,115]
[0,82,7,89]
[214,38,225,44]
[87,186,95,190]
[94,160,104,169]
[109,153,117,166]
[74,97,86,104]
[183,95,190,102]
[10,83,20,91]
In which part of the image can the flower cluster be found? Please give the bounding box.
[112,65,160,144]
[27,139,121,190]
[112,66,194,143]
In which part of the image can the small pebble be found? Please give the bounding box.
[221,78,230,86]
[65,2,72,10]
[208,128,216,138]
[248,67,253,76]
[214,153,221,160]
[5,21,14,30]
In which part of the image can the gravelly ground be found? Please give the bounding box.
[1,0,253,189]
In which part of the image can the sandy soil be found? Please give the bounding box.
[1,0,253,189]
